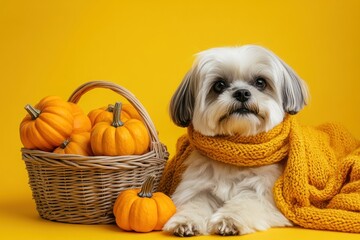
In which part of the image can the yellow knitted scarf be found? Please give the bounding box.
[158,115,360,233]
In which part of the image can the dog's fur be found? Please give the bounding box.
[164,45,309,236]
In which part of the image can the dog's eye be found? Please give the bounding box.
[213,79,228,93]
[254,78,267,90]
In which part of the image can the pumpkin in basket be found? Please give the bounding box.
[68,102,91,134]
[113,175,176,232]
[87,104,114,127]
[53,132,92,155]
[90,102,150,156]
[20,96,74,151]
[121,103,144,122]
[88,103,143,127]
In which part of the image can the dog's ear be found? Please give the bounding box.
[278,59,309,115]
[169,70,196,127]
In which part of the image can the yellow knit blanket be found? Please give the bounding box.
[158,115,360,233]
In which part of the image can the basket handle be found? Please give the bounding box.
[68,81,161,146]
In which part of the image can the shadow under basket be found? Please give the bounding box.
[21,81,169,224]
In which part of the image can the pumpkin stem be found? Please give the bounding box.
[138,175,156,198]
[107,104,114,112]
[24,104,41,120]
[60,139,70,149]
[112,102,124,127]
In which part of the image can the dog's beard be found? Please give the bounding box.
[192,97,284,137]
[220,102,261,122]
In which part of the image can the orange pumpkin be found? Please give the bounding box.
[90,102,150,156]
[53,132,92,156]
[87,104,114,126]
[113,175,176,232]
[20,96,74,151]
[121,103,143,122]
[88,103,143,127]
[68,102,91,134]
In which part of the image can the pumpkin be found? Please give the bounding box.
[90,102,150,156]
[88,103,143,127]
[53,132,92,156]
[20,96,74,151]
[113,175,176,232]
[87,104,115,126]
[68,102,91,134]
[121,103,143,122]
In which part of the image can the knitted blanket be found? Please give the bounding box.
[158,115,360,233]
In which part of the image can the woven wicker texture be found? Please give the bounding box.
[21,81,169,224]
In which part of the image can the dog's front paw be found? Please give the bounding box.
[172,223,200,237]
[210,218,240,236]
[163,214,205,237]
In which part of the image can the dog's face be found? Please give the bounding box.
[170,45,309,136]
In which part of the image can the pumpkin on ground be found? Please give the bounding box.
[68,102,91,134]
[90,102,150,156]
[113,175,176,232]
[53,132,92,156]
[88,103,143,127]
[20,96,74,151]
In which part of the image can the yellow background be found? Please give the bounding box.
[1,0,359,239]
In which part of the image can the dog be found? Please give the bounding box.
[163,45,309,236]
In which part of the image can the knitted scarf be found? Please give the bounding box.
[158,115,360,233]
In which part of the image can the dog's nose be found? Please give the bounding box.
[233,89,251,102]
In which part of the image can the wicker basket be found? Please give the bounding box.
[21,81,169,224]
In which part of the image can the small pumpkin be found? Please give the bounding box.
[121,103,143,122]
[87,104,114,127]
[53,132,92,156]
[90,102,150,156]
[20,96,74,151]
[68,102,91,134]
[113,175,176,232]
[88,103,143,127]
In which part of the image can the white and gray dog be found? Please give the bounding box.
[164,45,309,236]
